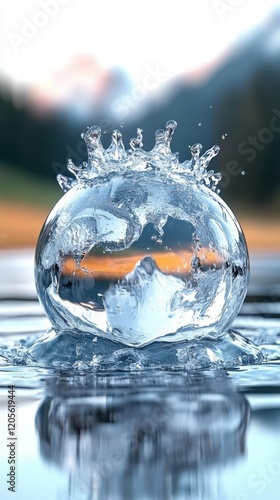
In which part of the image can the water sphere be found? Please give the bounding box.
[35,122,249,347]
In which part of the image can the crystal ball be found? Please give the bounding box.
[35,122,249,347]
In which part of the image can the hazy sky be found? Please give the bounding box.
[0,0,280,88]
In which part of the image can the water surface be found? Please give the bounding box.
[0,249,280,499]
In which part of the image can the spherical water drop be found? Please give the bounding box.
[35,123,249,348]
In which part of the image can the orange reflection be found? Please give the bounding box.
[61,249,222,280]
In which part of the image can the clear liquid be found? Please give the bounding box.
[35,121,248,351]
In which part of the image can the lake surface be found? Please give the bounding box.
[0,249,280,500]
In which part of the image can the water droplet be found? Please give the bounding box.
[153,128,168,154]
[83,125,105,169]
[155,129,165,142]
[191,143,202,159]
[58,121,223,193]
[130,128,143,150]
[57,174,76,193]
[198,123,201,127]
[107,129,126,160]
[67,159,79,177]
[165,119,177,135]
[164,120,177,149]
[84,125,102,147]
[241,171,246,175]
[200,145,220,168]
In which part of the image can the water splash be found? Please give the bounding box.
[33,120,252,365]
[57,120,222,193]
[0,328,263,371]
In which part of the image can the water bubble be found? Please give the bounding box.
[35,122,249,352]
[241,171,246,176]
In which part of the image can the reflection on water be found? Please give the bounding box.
[35,373,249,500]
[1,250,280,499]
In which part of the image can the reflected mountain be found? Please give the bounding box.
[35,373,250,500]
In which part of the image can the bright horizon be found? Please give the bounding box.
[0,0,280,90]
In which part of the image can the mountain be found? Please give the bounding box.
[126,12,280,207]
[1,12,280,212]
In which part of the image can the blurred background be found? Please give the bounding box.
[0,0,280,252]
